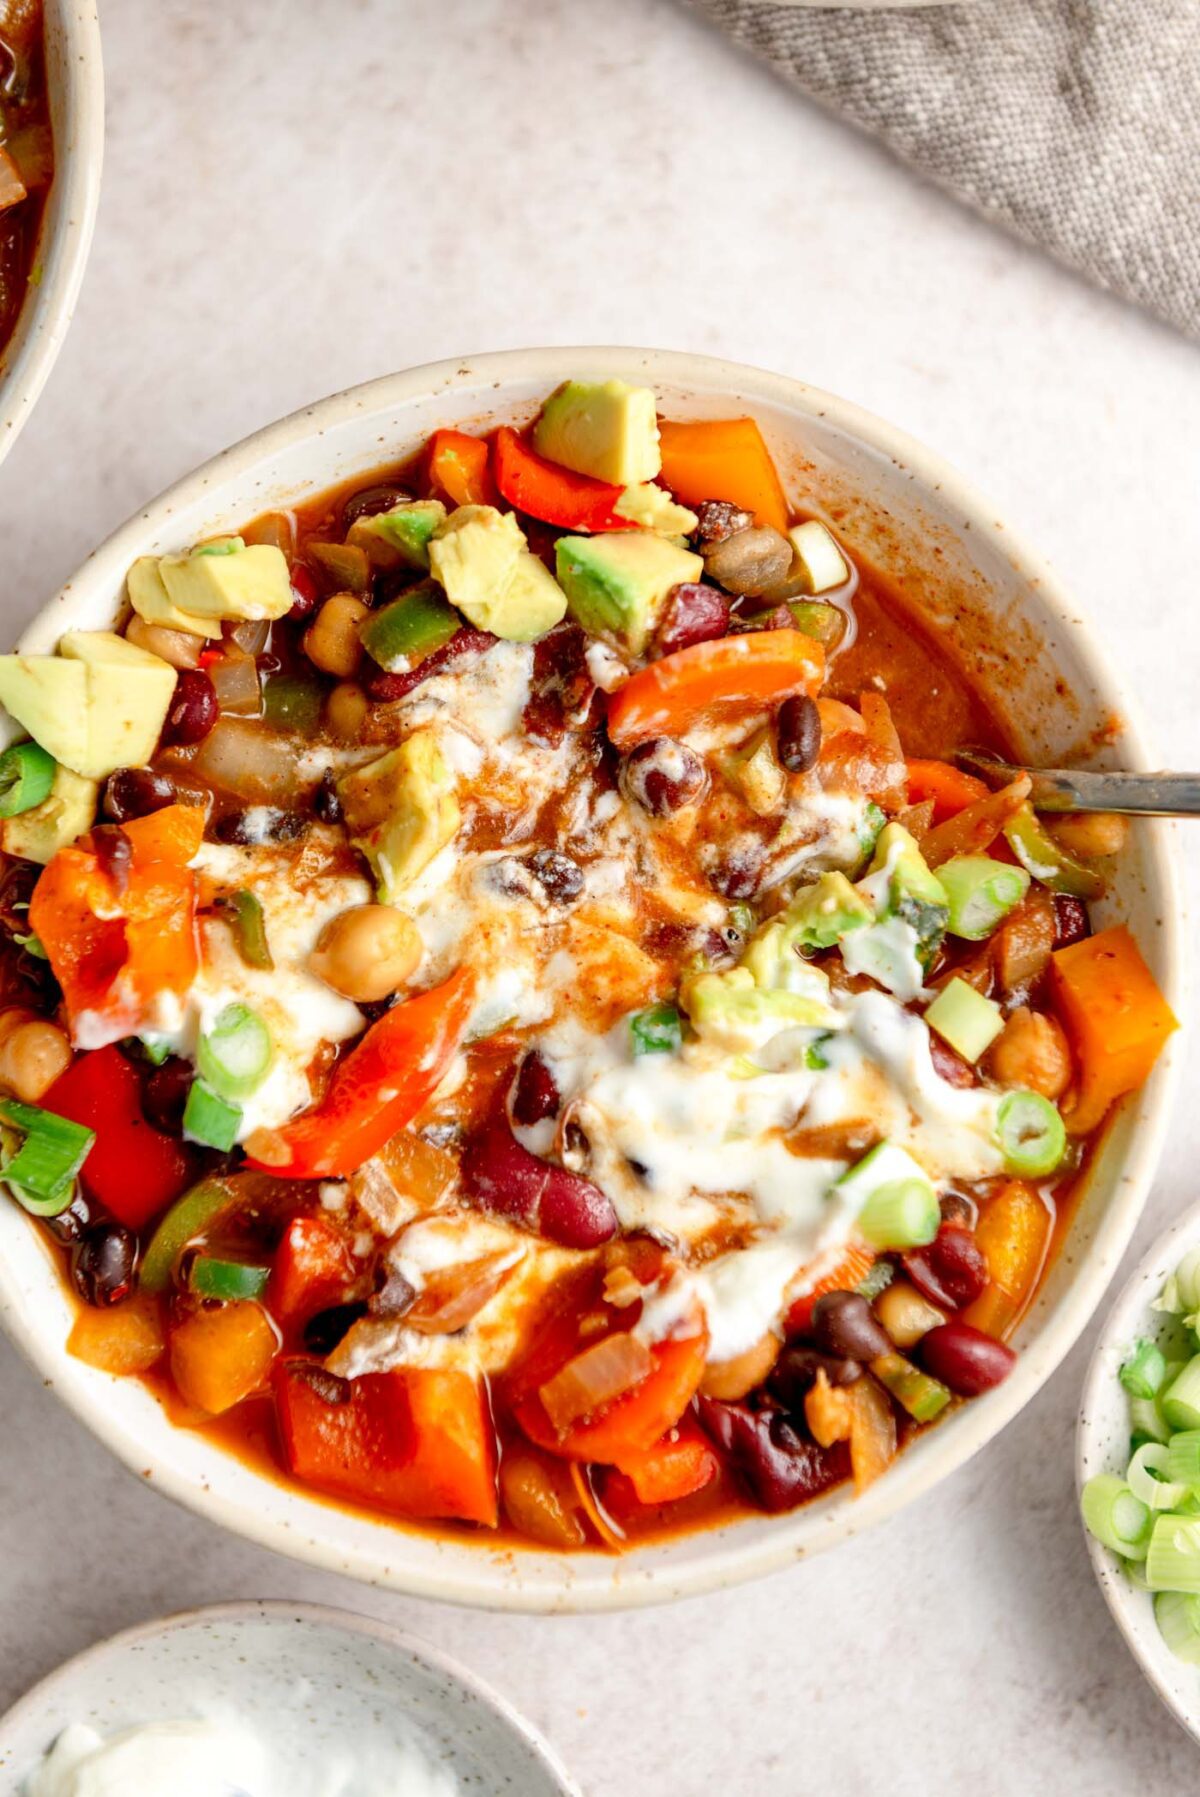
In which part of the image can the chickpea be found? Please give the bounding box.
[325,680,368,741]
[309,904,423,1002]
[304,592,370,678]
[0,1010,72,1102]
[1048,811,1129,859]
[124,614,203,669]
[699,1330,780,1401]
[874,1279,946,1349]
[985,1005,1071,1100]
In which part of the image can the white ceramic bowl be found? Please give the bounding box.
[1076,1198,1200,1744]
[0,1599,580,1796]
[0,0,103,468]
[0,347,1182,1610]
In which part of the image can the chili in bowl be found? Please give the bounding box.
[0,350,1179,1608]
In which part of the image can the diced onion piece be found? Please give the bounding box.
[995,1089,1066,1177]
[197,1002,273,1100]
[208,649,262,716]
[539,1331,652,1434]
[191,715,300,803]
[1081,1473,1152,1559]
[787,520,849,595]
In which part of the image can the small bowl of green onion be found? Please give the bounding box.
[1078,1198,1200,1742]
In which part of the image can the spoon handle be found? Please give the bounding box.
[955,752,1200,817]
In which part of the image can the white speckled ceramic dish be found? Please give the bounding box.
[0,0,104,469]
[0,1600,580,1796]
[1077,1198,1200,1745]
[0,347,1182,1610]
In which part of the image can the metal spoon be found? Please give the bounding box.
[954,750,1200,817]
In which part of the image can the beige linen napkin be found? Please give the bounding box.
[683,0,1200,340]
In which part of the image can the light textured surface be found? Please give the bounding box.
[687,0,1200,340]
[0,2,1199,1792]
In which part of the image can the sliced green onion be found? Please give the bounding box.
[1156,1590,1200,1662]
[1130,1395,1170,1445]
[129,1036,173,1067]
[1162,1357,1200,1434]
[805,1034,831,1071]
[1120,1337,1168,1400]
[1081,1472,1153,1559]
[870,1349,952,1423]
[630,1002,681,1057]
[142,1177,237,1292]
[189,1255,270,1301]
[996,1089,1066,1177]
[219,890,273,972]
[261,674,323,734]
[182,1080,242,1151]
[1146,1513,1200,1591]
[197,1003,273,1099]
[12,930,47,960]
[0,741,56,819]
[0,1098,94,1204]
[937,855,1031,941]
[856,1259,894,1302]
[1003,803,1105,901]
[1128,1441,1188,1510]
[858,1179,941,1251]
[1172,1247,1200,1317]
[1166,1431,1200,1493]
[1125,1556,1154,1590]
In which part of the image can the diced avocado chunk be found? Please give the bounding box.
[614,483,698,536]
[681,966,832,1054]
[360,583,461,672]
[924,976,1004,1063]
[428,506,566,641]
[1,765,99,863]
[719,728,786,818]
[348,499,447,572]
[863,822,949,968]
[158,541,293,623]
[336,729,460,901]
[0,632,176,781]
[127,556,222,640]
[555,532,702,655]
[746,874,873,982]
[533,378,661,486]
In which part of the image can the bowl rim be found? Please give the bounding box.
[0,0,104,470]
[0,1596,583,1794]
[0,345,1183,1610]
[1075,1193,1200,1745]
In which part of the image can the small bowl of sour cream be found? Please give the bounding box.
[0,1600,580,1797]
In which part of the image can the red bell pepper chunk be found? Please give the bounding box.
[612,1417,718,1505]
[268,1216,357,1328]
[44,1046,194,1230]
[246,966,475,1179]
[492,426,632,532]
[274,1362,498,1526]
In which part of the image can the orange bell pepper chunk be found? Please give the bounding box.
[425,428,495,507]
[784,1240,877,1336]
[268,1216,357,1329]
[30,803,204,1043]
[961,1180,1050,1340]
[905,759,989,824]
[658,417,789,532]
[492,426,630,532]
[1051,925,1177,1136]
[275,1363,498,1527]
[606,628,824,748]
[170,1300,278,1415]
[247,965,475,1178]
[515,1328,710,1463]
[68,1293,165,1376]
[612,1417,718,1505]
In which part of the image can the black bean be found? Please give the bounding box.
[619,737,708,818]
[289,1361,352,1405]
[511,1051,561,1127]
[214,807,305,846]
[302,1301,367,1355]
[810,1290,891,1361]
[143,1056,194,1134]
[768,1343,862,1408]
[42,1187,92,1246]
[528,849,584,905]
[776,693,822,774]
[368,1268,417,1320]
[163,669,218,746]
[104,766,177,823]
[313,768,342,824]
[72,1222,137,1307]
[341,483,412,530]
[708,846,764,900]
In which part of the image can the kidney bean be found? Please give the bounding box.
[620,737,707,818]
[460,1114,617,1248]
[918,1320,1017,1395]
[341,483,412,530]
[691,500,754,548]
[90,825,132,895]
[143,1055,194,1134]
[903,1223,988,1311]
[303,1301,368,1355]
[163,669,218,746]
[811,1290,891,1361]
[528,849,584,905]
[214,807,305,845]
[72,1222,137,1307]
[103,766,177,823]
[776,694,822,775]
[939,1192,976,1228]
[287,563,320,620]
[708,842,765,900]
[654,583,730,658]
[929,1034,978,1090]
[768,1343,861,1409]
[697,1396,851,1512]
[702,526,793,598]
[1053,894,1091,948]
[363,627,496,702]
[511,1050,561,1127]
